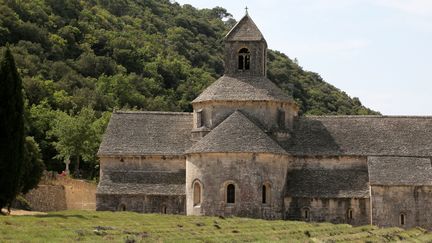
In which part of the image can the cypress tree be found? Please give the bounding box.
[0,47,25,214]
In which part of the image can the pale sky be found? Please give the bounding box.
[175,0,432,115]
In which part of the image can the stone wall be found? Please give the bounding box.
[371,185,432,229]
[186,152,290,219]
[290,156,367,170]
[24,185,67,211]
[284,156,370,226]
[97,155,186,213]
[192,100,297,132]
[23,175,96,211]
[284,197,370,226]
[96,194,185,214]
[224,41,267,77]
[99,155,185,176]
[60,177,96,210]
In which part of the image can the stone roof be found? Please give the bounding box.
[186,111,287,155]
[192,75,293,103]
[286,116,432,157]
[285,168,370,198]
[98,111,193,156]
[97,183,184,195]
[225,14,265,42]
[97,171,185,195]
[368,156,432,186]
[108,171,185,184]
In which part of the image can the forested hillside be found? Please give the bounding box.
[0,0,378,178]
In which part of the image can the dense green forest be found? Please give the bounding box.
[0,0,378,178]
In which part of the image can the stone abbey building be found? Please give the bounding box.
[97,13,432,229]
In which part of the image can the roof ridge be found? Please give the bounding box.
[303,115,432,118]
[114,111,192,115]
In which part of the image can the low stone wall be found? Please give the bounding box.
[96,194,186,214]
[284,197,370,226]
[23,174,96,211]
[24,185,67,211]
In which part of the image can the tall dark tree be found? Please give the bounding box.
[0,47,25,214]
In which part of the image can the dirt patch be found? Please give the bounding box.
[1,208,47,216]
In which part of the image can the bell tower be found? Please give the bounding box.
[191,11,299,141]
[224,13,267,77]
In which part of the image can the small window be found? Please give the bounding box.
[238,48,250,70]
[196,109,203,128]
[118,204,126,211]
[238,55,244,70]
[277,109,285,129]
[302,208,310,220]
[193,181,201,206]
[347,209,353,220]
[227,184,235,204]
[262,184,271,204]
[400,213,406,226]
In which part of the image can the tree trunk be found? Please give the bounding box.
[74,156,80,177]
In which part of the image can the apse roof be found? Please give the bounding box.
[186,111,287,154]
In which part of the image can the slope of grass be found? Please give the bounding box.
[0,210,431,242]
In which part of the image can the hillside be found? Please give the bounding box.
[0,0,378,175]
[1,210,431,242]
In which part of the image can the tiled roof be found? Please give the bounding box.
[285,168,370,198]
[368,156,432,186]
[192,75,293,103]
[286,116,432,157]
[225,14,265,42]
[97,171,185,195]
[186,111,287,154]
[98,111,193,156]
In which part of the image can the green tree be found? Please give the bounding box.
[28,102,63,172]
[0,47,25,213]
[21,136,45,194]
[49,107,108,177]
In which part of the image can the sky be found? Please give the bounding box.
[175,0,432,115]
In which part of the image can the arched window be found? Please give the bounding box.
[277,109,285,129]
[302,208,310,220]
[193,181,201,206]
[227,184,235,203]
[262,184,271,204]
[238,48,250,70]
[118,204,126,211]
[400,213,406,226]
[347,209,353,220]
[161,206,167,214]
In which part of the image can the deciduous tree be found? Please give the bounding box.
[49,107,109,177]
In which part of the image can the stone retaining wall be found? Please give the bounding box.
[24,174,96,211]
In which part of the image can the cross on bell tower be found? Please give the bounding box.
[223,12,267,77]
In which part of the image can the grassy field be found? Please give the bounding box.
[1,211,432,242]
